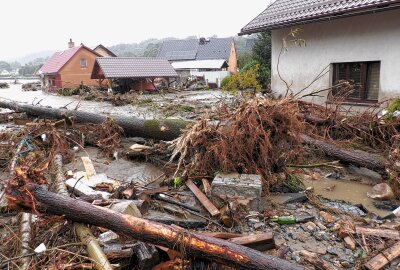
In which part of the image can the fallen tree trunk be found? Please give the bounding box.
[300,134,388,173]
[12,184,305,270]
[0,100,189,140]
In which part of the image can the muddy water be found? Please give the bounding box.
[302,178,390,217]
[0,80,227,119]
[0,80,152,118]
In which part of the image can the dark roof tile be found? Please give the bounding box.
[158,38,233,61]
[93,57,178,78]
[240,0,400,34]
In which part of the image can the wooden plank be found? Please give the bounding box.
[355,227,400,240]
[364,241,400,270]
[81,156,96,178]
[141,186,169,195]
[203,232,243,239]
[229,232,275,252]
[186,179,220,217]
[201,178,211,197]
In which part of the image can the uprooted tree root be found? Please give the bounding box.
[171,98,305,190]
[80,117,124,157]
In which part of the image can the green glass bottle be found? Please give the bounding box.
[271,216,296,225]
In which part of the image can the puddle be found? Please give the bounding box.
[302,177,390,217]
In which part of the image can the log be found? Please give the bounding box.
[300,134,388,172]
[132,242,160,270]
[364,241,400,270]
[0,100,189,140]
[13,184,305,270]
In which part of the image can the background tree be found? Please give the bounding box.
[251,31,272,88]
[0,61,11,71]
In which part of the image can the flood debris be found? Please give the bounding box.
[0,94,399,269]
[0,82,9,89]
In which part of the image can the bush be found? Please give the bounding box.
[221,75,232,89]
[222,64,261,93]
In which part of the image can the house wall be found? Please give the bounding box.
[271,9,400,105]
[191,71,230,87]
[94,47,114,57]
[228,41,238,73]
[59,48,99,88]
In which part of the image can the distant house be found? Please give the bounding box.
[91,57,178,91]
[240,0,400,106]
[158,37,238,85]
[39,39,101,90]
[93,44,117,57]
[171,59,229,87]
[0,70,10,76]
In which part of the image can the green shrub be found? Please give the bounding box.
[221,75,232,89]
[222,64,261,93]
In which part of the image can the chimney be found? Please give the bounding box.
[68,38,75,48]
[199,37,206,45]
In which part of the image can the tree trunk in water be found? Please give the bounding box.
[300,134,388,173]
[16,184,305,270]
[0,100,189,140]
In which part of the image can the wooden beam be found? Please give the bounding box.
[185,179,220,217]
[229,232,275,252]
[81,156,96,178]
[364,241,400,270]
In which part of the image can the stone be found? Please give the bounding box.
[297,233,308,242]
[304,221,318,232]
[316,246,327,255]
[315,221,327,230]
[98,230,119,244]
[254,222,264,229]
[212,173,262,211]
[319,211,335,224]
[111,201,142,217]
[327,247,339,256]
[367,183,395,200]
[269,193,308,205]
[343,236,356,251]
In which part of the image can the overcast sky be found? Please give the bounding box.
[0,0,272,61]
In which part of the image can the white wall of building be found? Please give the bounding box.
[271,9,400,105]
[191,71,230,87]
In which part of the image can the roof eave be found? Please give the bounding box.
[239,2,400,35]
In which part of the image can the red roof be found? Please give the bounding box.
[40,45,100,74]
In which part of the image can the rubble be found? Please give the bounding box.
[0,94,399,270]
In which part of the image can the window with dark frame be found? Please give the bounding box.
[332,61,380,103]
[80,59,87,68]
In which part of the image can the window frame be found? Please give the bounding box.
[332,61,380,104]
[80,59,88,68]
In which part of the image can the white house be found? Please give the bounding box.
[0,70,10,76]
[171,59,230,87]
[240,0,400,106]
